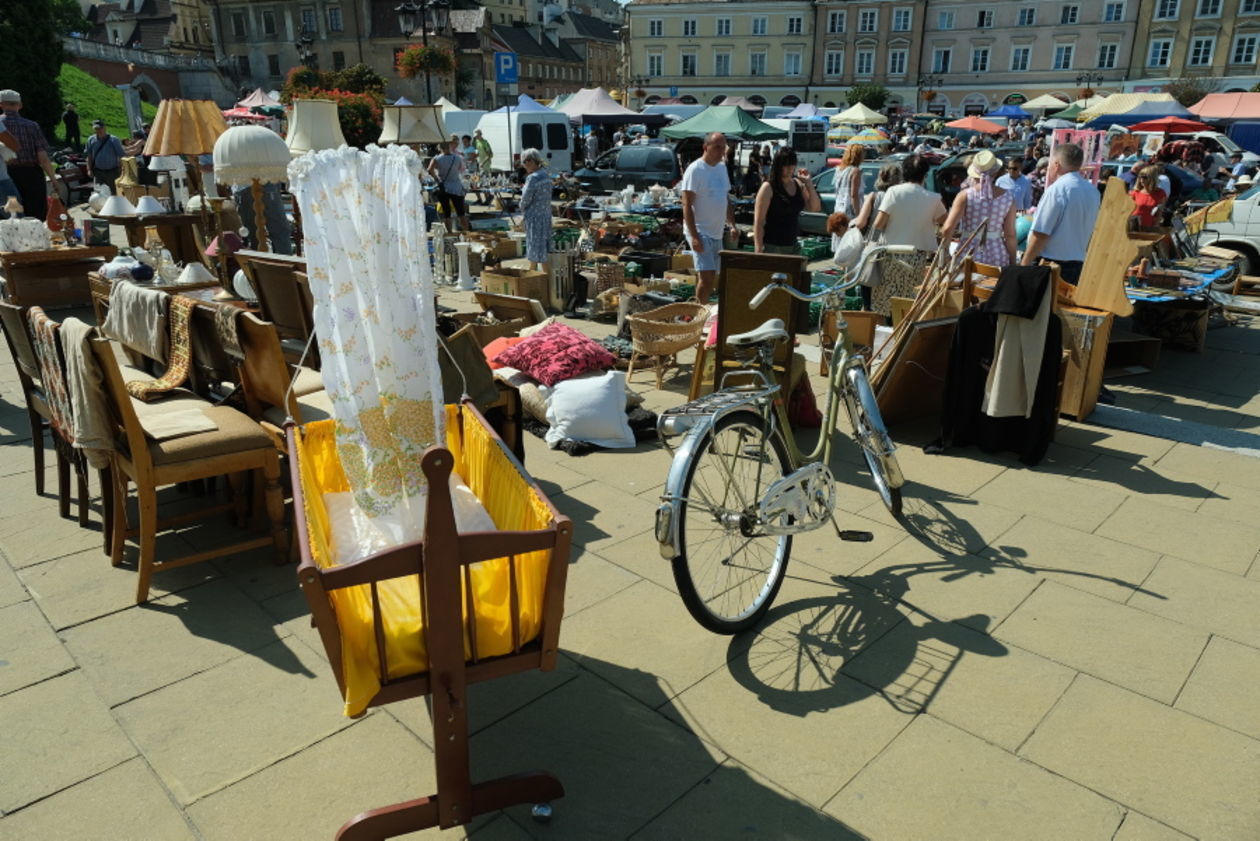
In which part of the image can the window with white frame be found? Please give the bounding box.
[716,17,730,36]
[933,47,952,73]
[977,9,994,27]
[1097,42,1118,68]
[1189,36,1215,64]
[787,15,803,34]
[1148,38,1172,65]
[889,48,907,74]
[1234,34,1259,62]
[1155,0,1179,16]
[893,8,912,30]
[1060,5,1079,23]
[825,49,844,75]
[1011,46,1031,70]
[683,20,696,37]
[1198,0,1221,13]
[785,51,802,75]
[1018,8,1036,25]
[648,19,662,37]
[859,10,878,31]
[750,51,766,75]
[971,47,990,72]
[715,52,730,75]
[1245,0,1260,12]
[681,53,697,75]
[856,49,874,75]
[1053,43,1074,68]
[938,10,955,29]
[1104,2,1125,20]
[647,52,663,76]
[326,6,343,31]
[300,8,317,33]
[828,11,846,32]
[752,16,767,35]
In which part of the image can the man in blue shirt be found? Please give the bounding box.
[995,157,1033,211]
[84,119,125,193]
[0,89,59,218]
[1021,143,1100,285]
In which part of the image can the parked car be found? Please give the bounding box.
[574,143,681,194]
[1196,180,1260,274]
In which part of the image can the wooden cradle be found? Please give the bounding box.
[286,401,573,838]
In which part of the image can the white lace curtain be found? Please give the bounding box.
[288,144,444,539]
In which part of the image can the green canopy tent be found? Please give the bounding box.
[659,105,786,140]
[1048,102,1084,120]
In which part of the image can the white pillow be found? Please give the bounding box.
[541,370,635,449]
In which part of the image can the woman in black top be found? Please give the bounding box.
[753,148,822,254]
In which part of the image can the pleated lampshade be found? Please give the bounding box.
[213,125,291,186]
[286,99,346,156]
[143,100,228,156]
[379,105,446,145]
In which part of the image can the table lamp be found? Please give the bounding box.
[378,105,445,146]
[212,125,290,252]
[286,99,346,157]
[148,155,190,211]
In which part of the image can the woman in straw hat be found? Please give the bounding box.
[940,149,1017,267]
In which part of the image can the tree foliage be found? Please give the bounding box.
[845,83,889,111]
[0,0,65,138]
[1164,76,1221,108]
[50,0,89,35]
[281,66,385,148]
[326,63,386,95]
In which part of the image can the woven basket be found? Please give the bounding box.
[626,301,709,390]
[594,261,626,296]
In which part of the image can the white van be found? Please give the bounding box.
[1198,182,1260,274]
[474,111,573,173]
[789,120,829,174]
[442,110,487,143]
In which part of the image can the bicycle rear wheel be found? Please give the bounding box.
[845,366,903,517]
[673,411,793,634]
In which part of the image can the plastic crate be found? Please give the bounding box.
[798,237,831,260]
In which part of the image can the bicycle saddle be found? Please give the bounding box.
[726,318,789,348]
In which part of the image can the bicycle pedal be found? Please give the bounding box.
[837,530,874,542]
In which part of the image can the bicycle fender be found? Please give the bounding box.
[654,416,717,561]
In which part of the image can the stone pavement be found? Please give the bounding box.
[1,294,1259,840]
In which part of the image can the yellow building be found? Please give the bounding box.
[1128,0,1260,91]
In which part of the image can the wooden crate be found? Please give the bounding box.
[0,246,117,308]
[1058,306,1114,421]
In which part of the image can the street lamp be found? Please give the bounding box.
[396,0,451,105]
[295,33,316,68]
[916,73,943,113]
[1076,71,1104,99]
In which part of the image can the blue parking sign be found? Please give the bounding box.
[495,52,518,84]
[669,86,679,97]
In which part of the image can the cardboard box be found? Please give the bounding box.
[468,232,519,260]
[670,254,695,271]
[481,267,548,302]
[449,291,543,346]
[665,268,698,284]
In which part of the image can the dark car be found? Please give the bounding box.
[574,144,681,194]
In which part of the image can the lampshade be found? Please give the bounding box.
[379,105,446,145]
[176,261,217,285]
[213,125,291,186]
[148,155,185,172]
[135,195,167,214]
[205,231,244,257]
[143,99,228,157]
[286,99,346,156]
[99,195,138,217]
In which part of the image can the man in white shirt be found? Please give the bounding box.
[681,131,735,304]
[1021,143,1100,284]
[995,157,1033,211]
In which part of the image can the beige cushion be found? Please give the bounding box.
[262,388,333,426]
[291,365,323,397]
[147,404,271,466]
[133,390,219,440]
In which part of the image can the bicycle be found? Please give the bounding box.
[653,245,909,634]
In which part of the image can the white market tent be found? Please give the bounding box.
[1079,93,1177,122]
[236,88,280,109]
[434,96,461,114]
[1022,94,1070,112]
[555,87,665,125]
[832,102,888,125]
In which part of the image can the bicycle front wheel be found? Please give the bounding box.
[845,366,904,517]
[673,411,793,634]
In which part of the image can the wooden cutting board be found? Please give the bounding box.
[1074,178,1136,317]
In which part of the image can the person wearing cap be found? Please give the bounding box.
[1021,142,1100,284]
[1227,152,1250,191]
[0,89,59,219]
[0,119,20,213]
[84,119,125,193]
[940,150,1017,267]
[995,156,1033,211]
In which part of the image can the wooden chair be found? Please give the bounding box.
[235,312,332,448]
[287,402,572,838]
[0,302,50,495]
[90,337,288,603]
[236,251,317,368]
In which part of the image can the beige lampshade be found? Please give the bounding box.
[286,99,346,156]
[213,125,290,186]
[379,105,446,145]
[144,100,228,156]
[99,195,137,217]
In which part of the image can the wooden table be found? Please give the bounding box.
[91,211,203,266]
[0,246,118,308]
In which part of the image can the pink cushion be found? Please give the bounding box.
[492,323,617,387]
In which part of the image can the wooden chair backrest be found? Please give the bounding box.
[186,303,242,400]
[715,250,808,386]
[236,311,300,421]
[962,258,1066,313]
[89,337,154,475]
[0,302,42,384]
[238,251,313,343]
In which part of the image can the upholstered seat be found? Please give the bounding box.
[147,403,274,466]
[290,364,324,397]
[262,388,333,427]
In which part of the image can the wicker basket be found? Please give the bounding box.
[626,301,709,390]
[594,261,626,296]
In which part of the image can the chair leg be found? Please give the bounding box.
[55,443,70,519]
[626,352,638,384]
[135,484,158,604]
[30,413,45,496]
[100,467,113,555]
[75,455,90,527]
[227,471,249,528]
[262,455,289,564]
[110,472,127,567]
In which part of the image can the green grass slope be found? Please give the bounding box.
[54,63,158,145]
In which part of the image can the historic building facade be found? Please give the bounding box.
[1127,0,1260,91]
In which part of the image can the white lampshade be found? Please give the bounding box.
[213,125,291,186]
[379,105,446,145]
[135,195,166,214]
[286,99,346,156]
[99,195,138,217]
[176,261,217,285]
[148,155,185,172]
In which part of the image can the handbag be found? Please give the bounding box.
[857,224,885,289]
[832,227,864,269]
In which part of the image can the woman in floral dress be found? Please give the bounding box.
[519,148,552,271]
[939,150,1017,268]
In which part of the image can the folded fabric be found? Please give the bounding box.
[101,280,170,364]
[492,322,616,386]
[131,391,220,440]
[982,270,1053,419]
[59,318,113,469]
[982,265,1052,320]
[27,308,74,443]
[125,295,196,402]
[482,336,524,369]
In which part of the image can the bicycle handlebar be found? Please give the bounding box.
[750,244,915,309]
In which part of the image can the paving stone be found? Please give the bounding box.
[877,443,1010,497]
[1112,811,1196,841]
[0,757,196,841]
[997,581,1207,703]
[843,613,1073,752]
[1095,496,1260,575]
[1128,555,1260,648]
[62,578,291,706]
[593,528,679,593]
[209,544,298,603]
[0,502,123,568]
[551,479,659,555]
[1053,423,1176,463]
[1196,480,1260,526]
[560,545,641,619]
[1155,441,1260,491]
[561,440,673,498]
[0,436,47,478]
[19,545,217,630]
[972,468,1127,531]
[519,455,592,497]
[0,556,27,608]
[258,587,328,663]
[0,600,76,696]
[114,638,352,805]
[978,515,1161,603]
[1174,635,1260,741]
[471,673,722,839]
[828,715,1123,839]
[630,758,865,841]
[0,671,136,812]
[1067,453,1217,512]
[857,481,1023,556]
[1021,675,1260,841]
[792,508,911,579]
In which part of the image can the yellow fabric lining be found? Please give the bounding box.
[295,407,554,717]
